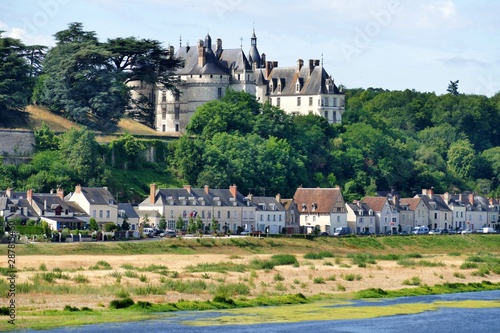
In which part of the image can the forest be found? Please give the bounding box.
[1,24,500,201]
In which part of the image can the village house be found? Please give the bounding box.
[361,196,398,235]
[278,196,300,235]
[138,184,256,234]
[67,185,118,229]
[246,194,286,234]
[415,189,452,230]
[293,187,347,235]
[346,201,376,234]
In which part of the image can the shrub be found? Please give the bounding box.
[313,277,325,284]
[402,276,422,286]
[304,251,334,260]
[273,273,285,281]
[109,298,135,309]
[453,272,466,279]
[72,274,89,283]
[460,262,478,269]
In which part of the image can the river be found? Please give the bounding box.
[21,290,500,333]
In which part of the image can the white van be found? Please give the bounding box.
[142,228,154,236]
[412,226,429,235]
[482,227,496,234]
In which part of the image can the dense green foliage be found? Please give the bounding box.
[0,32,42,125]
[167,89,500,199]
[33,23,181,129]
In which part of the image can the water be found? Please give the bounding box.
[21,290,500,333]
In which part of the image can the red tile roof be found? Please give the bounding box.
[293,188,343,214]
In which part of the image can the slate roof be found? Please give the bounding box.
[415,194,451,212]
[251,197,285,211]
[175,45,231,76]
[118,203,139,219]
[293,188,343,214]
[31,194,73,214]
[268,65,341,96]
[80,187,116,205]
[346,202,372,216]
[0,197,13,210]
[143,187,248,208]
[219,49,252,72]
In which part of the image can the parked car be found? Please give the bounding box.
[429,228,447,235]
[412,226,429,235]
[320,232,330,237]
[359,230,372,236]
[460,229,472,234]
[160,230,176,238]
[333,227,351,236]
[482,227,496,234]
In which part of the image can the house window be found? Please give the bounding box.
[174,92,180,102]
[333,111,337,122]
[337,216,340,222]
[170,210,174,218]
[106,210,110,219]
[217,87,222,99]
[309,97,313,106]
[260,215,263,221]
[227,211,230,219]
[208,211,211,218]
[217,211,221,219]
[359,217,363,224]
[233,211,237,219]
[434,213,438,219]
[201,211,205,218]
[99,210,103,218]
[273,215,276,221]
[244,211,247,219]
[277,97,280,107]
[461,212,464,218]
[267,215,270,221]
[92,210,96,218]
[297,97,301,106]
[162,107,166,120]
[174,105,180,120]
[445,213,447,220]
[324,98,329,106]
[324,111,328,119]
[279,215,282,221]
[333,97,337,107]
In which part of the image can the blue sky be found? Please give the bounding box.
[2,0,499,96]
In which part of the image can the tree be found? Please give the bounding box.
[447,139,477,180]
[187,216,196,234]
[195,216,203,234]
[88,218,99,231]
[159,215,167,231]
[0,32,33,125]
[121,219,130,231]
[34,122,59,151]
[175,216,184,232]
[447,80,459,95]
[210,217,219,234]
[39,23,129,129]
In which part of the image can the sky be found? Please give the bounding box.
[2,0,499,96]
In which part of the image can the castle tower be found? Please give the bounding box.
[248,28,261,68]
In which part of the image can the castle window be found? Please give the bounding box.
[333,111,337,122]
[217,87,222,99]
[174,106,180,120]
[324,110,328,119]
[297,97,301,106]
[162,124,166,132]
[161,91,166,102]
[174,92,180,102]
[276,97,280,107]
[324,98,329,106]
[162,107,166,120]
[309,97,313,106]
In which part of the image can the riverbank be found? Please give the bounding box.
[1,235,499,330]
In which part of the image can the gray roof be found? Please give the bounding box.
[80,187,116,205]
[346,202,373,216]
[31,194,73,213]
[0,197,13,210]
[268,65,341,96]
[175,46,230,76]
[142,187,248,208]
[219,48,252,72]
[118,203,139,219]
[416,194,451,212]
[251,196,285,211]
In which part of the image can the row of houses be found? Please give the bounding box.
[1,185,499,235]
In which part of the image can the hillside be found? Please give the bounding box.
[2,105,178,141]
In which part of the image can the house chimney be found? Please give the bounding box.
[297,59,303,72]
[168,45,174,59]
[490,198,494,206]
[248,193,253,202]
[75,185,82,194]
[469,193,474,205]
[6,187,12,198]
[428,188,434,199]
[275,193,281,202]
[44,199,47,211]
[229,184,237,198]
[150,183,156,205]
[57,187,64,200]
[197,39,206,67]
[183,185,192,194]
[459,193,463,202]
[215,38,222,58]
[443,192,450,203]
[27,189,33,205]
[314,59,320,66]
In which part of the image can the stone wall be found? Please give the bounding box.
[0,130,35,157]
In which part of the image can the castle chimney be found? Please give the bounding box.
[167,45,174,59]
[314,59,320,66]
[150,183,156,205]
[57,187,64,200]
[204,185,210,194]
[265,61,273,78]
[308,59,314,75]
[229,184,237,198]
[197,40,206,67]
[183,185,192,194]
[297,59,303,72]
[215,38,222,58]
